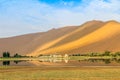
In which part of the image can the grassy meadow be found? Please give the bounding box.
[1,51,120,80]
[1,66,120,80]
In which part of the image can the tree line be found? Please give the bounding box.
[71,51,120,57]
[2,51,23,58]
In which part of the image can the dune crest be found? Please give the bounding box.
[29,20,104,56]
[34,21,120,55]
[1,20,120,56]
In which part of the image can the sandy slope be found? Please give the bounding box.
[29,20,105,56]
[0,20,120,56]
[31,20,120,56]
[0,26,77,56]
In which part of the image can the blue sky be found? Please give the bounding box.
[0,0,120,38]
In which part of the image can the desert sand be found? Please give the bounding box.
[1,20,120,56]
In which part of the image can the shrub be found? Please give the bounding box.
[13,53,22,57]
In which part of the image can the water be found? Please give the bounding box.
[1,58,120,67]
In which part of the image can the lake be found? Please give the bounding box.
[1,58,120,67]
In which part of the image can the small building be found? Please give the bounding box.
[52,54,62,58]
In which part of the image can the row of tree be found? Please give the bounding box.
[71,51,120,57]
[2,52,22,58]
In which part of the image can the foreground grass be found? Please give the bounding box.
[1,66,120,80]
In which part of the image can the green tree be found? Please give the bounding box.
[102,51,111,56]
[114,52,120,57]
[3,52,10,58]
[14,53,21,57]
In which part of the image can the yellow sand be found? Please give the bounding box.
[33,21,120,55]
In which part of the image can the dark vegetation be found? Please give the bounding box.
[70,51,120,57]
[1,51,28,58]
[1,51,120,58]
[3,52,10,57]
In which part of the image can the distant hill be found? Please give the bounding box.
[0,26,77,56]
[1,20,120,56]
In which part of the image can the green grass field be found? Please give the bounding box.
[1,66,120,80]
[1,56,120,80]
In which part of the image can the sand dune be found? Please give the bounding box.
[29,20,105,56]
[0,26,77,56]
[33,20,120,55]
[0,20,120,56]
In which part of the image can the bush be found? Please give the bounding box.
[89,53,99,56]
[102,51,111,56]
[114,52,120,57]
[13,53,22,57]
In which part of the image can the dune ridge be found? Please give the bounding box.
[0,20,120,56]
[33,21,120,55]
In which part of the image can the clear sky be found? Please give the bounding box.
[0,0,120,38]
